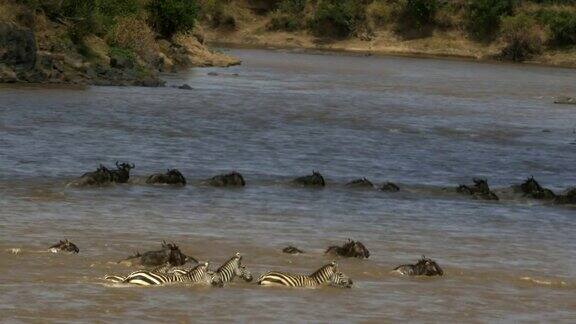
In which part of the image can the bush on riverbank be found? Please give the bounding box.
[499,14,547,61]
[530,5,576,47]
[464,0,517,41]
[267,0,306,31]
[147,0,199,38]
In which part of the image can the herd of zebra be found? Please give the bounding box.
[104,252,354,289]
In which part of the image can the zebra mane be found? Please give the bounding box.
[309,262,337,278]
[216,253,241,273]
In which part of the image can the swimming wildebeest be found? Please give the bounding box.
[71,162,135,186]
[293,171,326,187]
[146,169,187,186]
[205,171,245,187]
[345,178,374,188]
[393,256,444,277]
[325,239,370,259]
[379,182,400,192]
[282,246,304,254]
[513,177,556,200]
[554,188,576,205]
[119,241,196,267]
[49,239,79,254]
[457,178,499,200]
[72,164,113,186]
[109,161,135,183]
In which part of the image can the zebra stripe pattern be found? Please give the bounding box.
[211,252,253,286]
[104,262,212,286]
[257,261,353,288]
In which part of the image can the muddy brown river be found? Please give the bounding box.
[1,49,576,322]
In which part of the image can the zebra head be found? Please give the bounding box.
[321,261,352,288]
[230,252,253,282]
[236,264,253,282]
[330,271,353,288]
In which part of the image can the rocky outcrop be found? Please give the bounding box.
[0,22,36,82]
[169,34,241,68]
[0,19,239,86]
[0,22,36,68]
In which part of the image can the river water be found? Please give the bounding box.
[1,49,575,322]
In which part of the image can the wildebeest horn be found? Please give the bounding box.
[115,161,120,168]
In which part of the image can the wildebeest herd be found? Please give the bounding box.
[69,162,576,205]
[40,238,442,289]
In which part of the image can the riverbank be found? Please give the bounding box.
[204,29,576,69]
[198,0,576,69]
[0,1,240,86]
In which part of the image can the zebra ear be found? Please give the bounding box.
[235,252,241,257]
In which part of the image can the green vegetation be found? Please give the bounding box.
[250,0,575,62]
[268,0,306,31]
[198,0,239,29]
[532,6,576,46]
[147,0,199,38]
[309,0,365,38]
[399,0,438,30]
[500,13,546,61]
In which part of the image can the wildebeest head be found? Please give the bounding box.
[207,171,245,187]
[282,246,304,254]
[166,169,186,185]
[346,177,374,188]
[161,241,190,266]
[341,239,370,258]
[116,161,135,171]
[312,171,326,186]
[49,239,79,253]
[520,176,543,194]
[472,178,490,192]
[294,170,325,187]
[325,239,370,259]
[414,256,443,276]
[379,182,400,192]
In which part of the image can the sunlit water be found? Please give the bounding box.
[1,49,576,322]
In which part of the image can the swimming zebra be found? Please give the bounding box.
[257,261,353,288]
[206,252,253,287]
[104,262,213,286]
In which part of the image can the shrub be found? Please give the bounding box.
[109,16,159,64]
[147,0,199,38]
[366,0,396,28]
[50,0,140,42]
[465,0,518,41]
[534,7,576,46]
[500,14,547,61]
[198,0,238,30]
[277,0,306,13]
[309,0,364,39]
[399,0,438,30]
[268,11,302,31]
[267,0,306,31]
